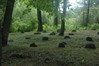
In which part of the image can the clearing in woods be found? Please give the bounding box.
[2,30,99,66]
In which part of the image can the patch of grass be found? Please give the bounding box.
[2,30,99,66]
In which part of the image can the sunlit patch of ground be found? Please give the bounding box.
[2,30,99,66]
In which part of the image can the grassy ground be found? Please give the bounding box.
[2,30,99,66]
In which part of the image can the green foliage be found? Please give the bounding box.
[74,23,99,30]
[89,5,99,24]
[76,26,87,30]
[0,0,6,20]
[43,24,56,31]
[88,23,99,29]
[2,0,99,32]
[11,0,38,32]
[65,18,78,30]
[29,0,55,13]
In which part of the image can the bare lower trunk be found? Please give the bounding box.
[59,19,65,36]
[37,9,43,32]
[86,0,90,26]
[2,0,15,47]
[0,20,2,66]
[59,0,67,36]
[54,16,58,26]
[54,0,59,27]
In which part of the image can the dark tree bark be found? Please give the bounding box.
[86,0,90,26]
[2,0,15,47]
[0,0,3,65]
[54,0,59,26]
[54,16,58,26]
[82,0,85,26]
[37,8,43,32]
[0,20,2,66]
[59,0,67,36]
[59,19,65,36]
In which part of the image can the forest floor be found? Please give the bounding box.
[2,30,99,66]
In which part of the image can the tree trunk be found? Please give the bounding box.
[54,0,59,27]
[82,0,86,26]
[86,0,90,26]
[0,20,2,66]
[59,19,65,36]
[54,16,58,26]
[37,9,43,32]
[59,0,67,36]
[2,0,15,47]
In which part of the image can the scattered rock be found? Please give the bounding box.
[86,37,93,41]
[8,40,14,42]
[10,53,25,58]
[59,33,64,36]
[30,43,37,47]
[57,29,60,32]
[42,37,49,41]
[10,53,32,58]
[67,61,74,65]
[49,32,56,35]
[97,32,99,35]
[25,37,31,39]
[69,33,74,35]
[91,28,96,30]
[34,32,41,35]
[62,42,67,45]
[44,58,51,63]
[85,43,96,49]
[72,30,76,32]
[58,42,66,48]
[64,36,70,39]
[43,30,47,33]
[20,31,25,33]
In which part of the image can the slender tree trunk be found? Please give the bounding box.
[0,0,3,65]
[59,19,65,36]
[82,0,85,26]
[54,16,58,26]
[0,20,2,66]
[54,0,59,27]
[37,8,43,32]
[2,0,15,47]
[83,12,85,26]
[59,0,67,36]
[86,0,90,26]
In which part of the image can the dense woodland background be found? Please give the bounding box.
[0,0,99,32]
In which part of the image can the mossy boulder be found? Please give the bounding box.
[10,53,31,58]
[57,29,60,32]
[42,37,49,41]
[43,30,47,33]
[97,32,99,35]
[20,31,25,33]
[30,43,37,47]
[69,33,74,35]
[85,43,96,49]
[25,37,31,39]
[49,32,56,35]
[91,28,96,30]
[34,32,41,35]
[64,36,70,39]
[86,37,93,41]
[62,42,67,45]
[58,42,67,48]
[8,40,14,42]
[72,30,76,32]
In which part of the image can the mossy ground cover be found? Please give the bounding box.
[2,30,99,66]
